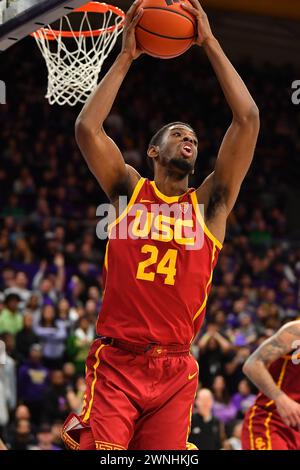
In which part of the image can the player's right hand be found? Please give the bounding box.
[275,393,300,430]
[121,0,144,61]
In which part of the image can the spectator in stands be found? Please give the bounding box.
[3,404,31,445]
[197,324,232,387]
[0,293,23,335]
[62,362,77,389]
[67,315,94,375]
[6,418,36,450]
[189,388,222,450]
[1,36,300,450]
[18,343,49,425]
[0,333,17,427]
[25,294,41,325]
[34,304,67,369]
[66,376,86,415]
[4,271,31,310]
[222,420,243,450]
[231,379,256,419]
[15,312,39,362]
[42,370,70,424]
[51,420,64,450]
[212,375,237,424]
[34,423,62,450]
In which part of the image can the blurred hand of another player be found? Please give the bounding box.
[121,0,144,60]
[275,393,300,430]
[181,0,215,46]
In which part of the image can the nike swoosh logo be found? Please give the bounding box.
[188,372,198,381]
[140,199,155,203]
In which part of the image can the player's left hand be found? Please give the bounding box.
[181,0,215,47]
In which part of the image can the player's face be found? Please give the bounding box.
[159,125,198,175]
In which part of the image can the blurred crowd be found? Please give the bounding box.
[0,37,300,450]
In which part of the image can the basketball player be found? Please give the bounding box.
[62,0,259,450]
[242,321,300,450]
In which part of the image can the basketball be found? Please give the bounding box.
[136,0,197,59]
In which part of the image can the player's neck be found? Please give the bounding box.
[153,173,189,197]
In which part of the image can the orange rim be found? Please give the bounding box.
[31,2,125,40]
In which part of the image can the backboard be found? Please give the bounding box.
[0,0,87,51]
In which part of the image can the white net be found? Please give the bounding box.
[33,3,124,106]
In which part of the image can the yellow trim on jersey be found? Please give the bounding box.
[186,404,194,442]
[192,243,216,323]
[95,440,126,450]
[264,411,273,450]
[104,240,109,271]
[283,353,300,360]
[61,431,80,450]
[265,358,289,408]
[107,177,145,233]
[190,191,223,250]
[248,405,257,450]
[150,180,189,203]
[82,343,107,422]
[185,355,199,449]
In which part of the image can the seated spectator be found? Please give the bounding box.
[224,346,252,393]
[212,375,237,424]
[231,379,256,419]
[4,271,31,310]
[42,370,70,423]
[6,419,36,450]
[0,333,17,437]
[66,377,86,415]
[51,421,64,450]
[57,298,78,331]
[15,312,39,362]
[0,267,16,291]
[62,362,76,389]
[32,423,62,450]
[25,294,41,325]
[18,344,49,425]
[3,405,31,444]
[232,312,257,346]
[0,293,23,335]
[222,420,243,450]
[197,324,232,387]
[34,305,67,369]
[189,388,222,450]
[67,315,94,375]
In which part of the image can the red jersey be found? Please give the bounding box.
[254,354,300,411]
[96,178,222,345]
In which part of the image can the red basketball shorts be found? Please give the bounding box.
[242,404,300,450]
[62,338,199,450]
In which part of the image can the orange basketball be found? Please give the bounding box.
[136,0,197,59]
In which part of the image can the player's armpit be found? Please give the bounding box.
[195,172,227,246]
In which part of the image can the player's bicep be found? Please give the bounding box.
[75,124,132,200]
[249,330,292,367]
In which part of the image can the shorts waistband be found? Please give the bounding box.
[97,336,190,357]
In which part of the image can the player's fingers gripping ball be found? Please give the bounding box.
[135,0,197,58]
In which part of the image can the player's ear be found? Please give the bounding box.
[147,145,159,158]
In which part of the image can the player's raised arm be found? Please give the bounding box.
[75,0,144,201]
[243,321,300,429]
[182,0,260,215]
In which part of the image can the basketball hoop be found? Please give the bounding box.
[31,2,125,106]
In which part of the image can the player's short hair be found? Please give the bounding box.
[147,121,195,173]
